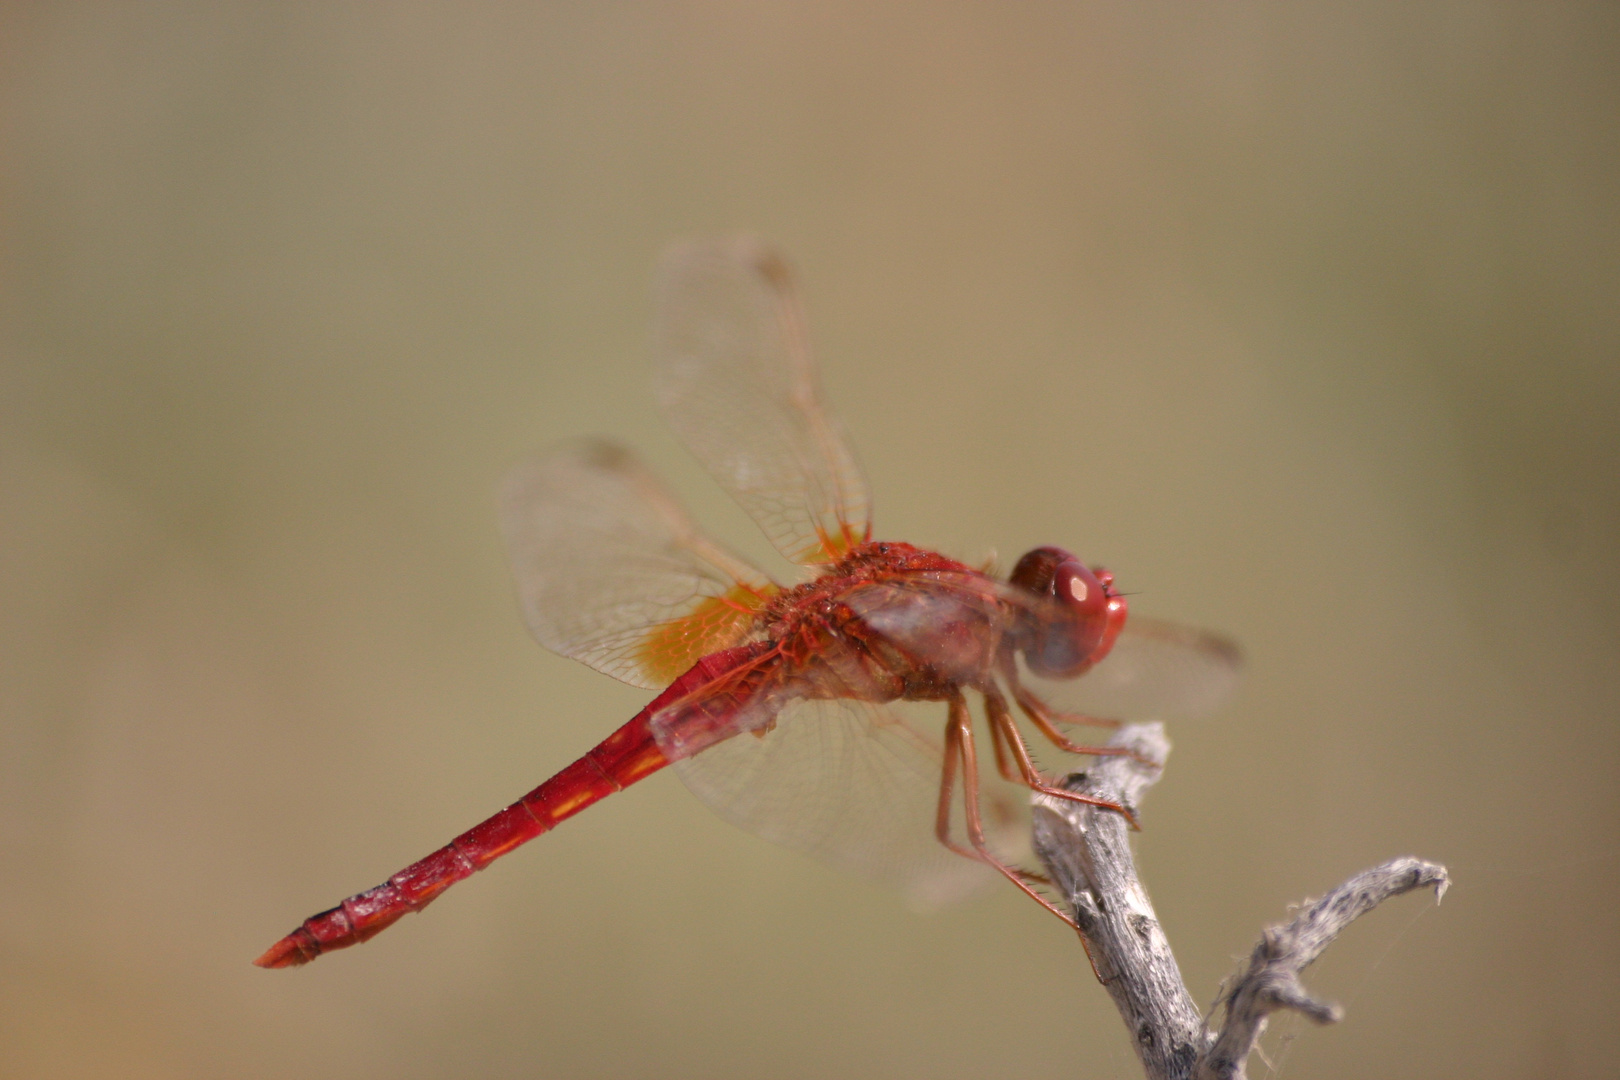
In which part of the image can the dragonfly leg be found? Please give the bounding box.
[951,714,1049,886]
[936,702,1038,879]
[987,703,1023,784]
[984,684,1142,831]
[943,695,1078,928]
[1002,665,1158,769]
[936,706,1037,875]
[934,707,985,864]
[978,688,1120,981]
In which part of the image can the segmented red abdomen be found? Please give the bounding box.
[254,643,769,969]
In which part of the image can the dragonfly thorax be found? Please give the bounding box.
[752,540,1003,698]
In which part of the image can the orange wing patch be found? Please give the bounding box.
[634,584,774,686]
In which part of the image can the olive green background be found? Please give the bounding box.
[2,4,1616,1078]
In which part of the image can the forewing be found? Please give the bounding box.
[654,237,872,565]
[666,697,1025,908]
[1022,616,1243,721]
[500,439,776,690]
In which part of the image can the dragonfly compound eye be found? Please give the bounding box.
[1008,547,1128,678]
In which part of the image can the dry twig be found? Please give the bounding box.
[1030,723,1448,1080]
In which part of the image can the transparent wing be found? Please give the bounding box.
[666,696,1026,908]
[838,572,1012,685]
[500,438,777,690]
[654,237,872,565]
[1021,616,1243,721]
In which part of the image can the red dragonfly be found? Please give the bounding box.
[256,239,1238,969]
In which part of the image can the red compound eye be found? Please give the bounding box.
[1008,547,1128,679]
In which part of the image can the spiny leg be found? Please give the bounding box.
[937,702,1054,885]
[998,654,1121,730]
[980,686,1121,981]
[934,708,984,864]
[983,717,1053,886]
[942,695,1077,928]
[983,684,1141,830]
[937,702,1037,873]
[1002,662,1157,768]
[987,700,1024,784]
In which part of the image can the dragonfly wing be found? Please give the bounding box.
[665,696,1024,908]
[1020,615,1243,721]
[838,574,1011,685]
[500,438,777,690]
[654,237,872,565]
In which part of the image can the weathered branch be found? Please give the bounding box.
[1030,723,1448,1080]
[1196,856,1449,1080]
[1031,725,1205,1079]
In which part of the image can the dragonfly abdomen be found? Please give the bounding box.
[253,645,764,969]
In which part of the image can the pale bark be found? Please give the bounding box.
[1030,723,1449,1080]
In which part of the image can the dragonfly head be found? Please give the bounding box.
[1007,546,1127,678]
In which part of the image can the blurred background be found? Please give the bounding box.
[2,4,1616,1078]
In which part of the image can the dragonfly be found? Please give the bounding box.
[255,238,1239,969]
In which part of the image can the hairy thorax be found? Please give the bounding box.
[754,541,1009,704]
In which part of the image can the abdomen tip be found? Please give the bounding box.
[253,932,317,969]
